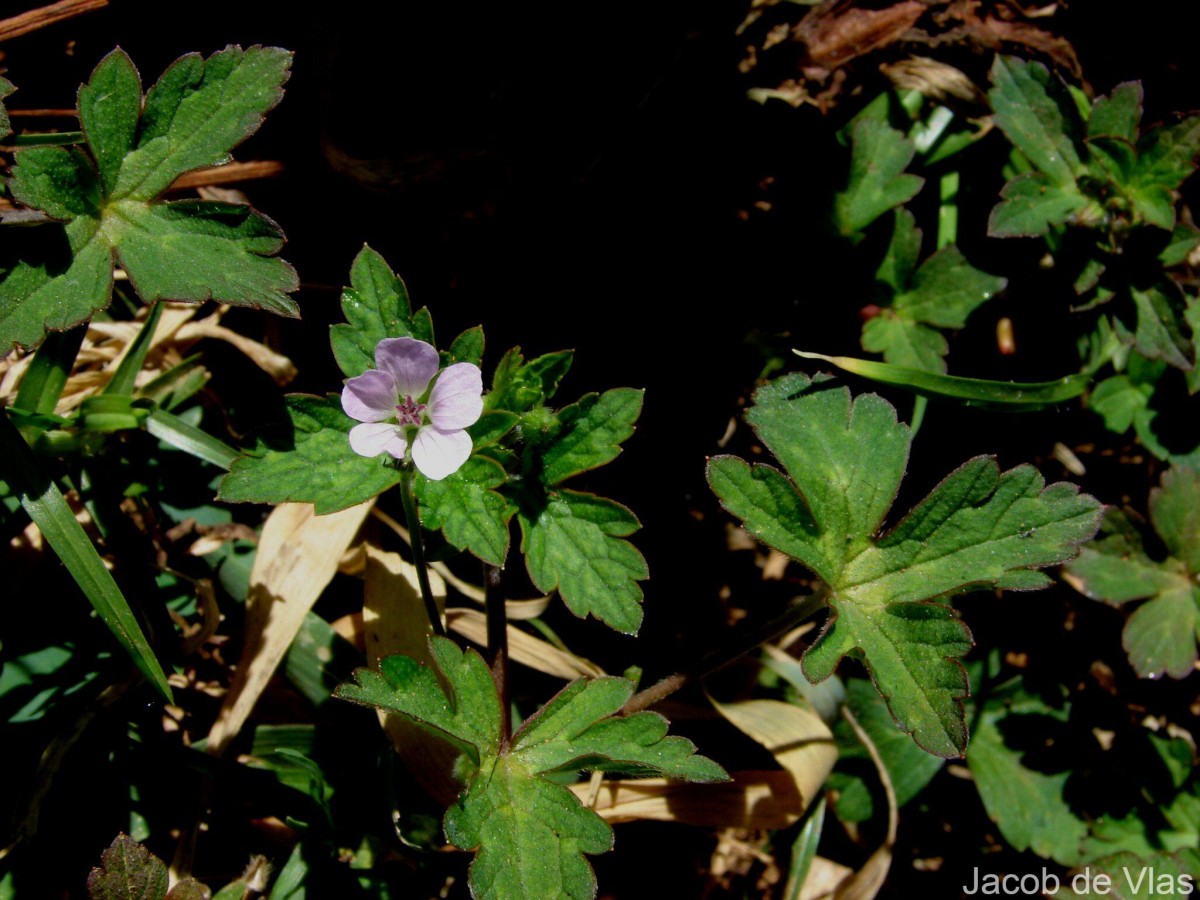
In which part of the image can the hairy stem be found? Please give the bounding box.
[485,564,511,746]
[399,467,445,637]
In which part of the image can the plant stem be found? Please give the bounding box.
[620,591,827,715]
[485,564,511,746]
[399,467,445,637]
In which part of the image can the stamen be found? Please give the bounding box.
[396,395,426,426]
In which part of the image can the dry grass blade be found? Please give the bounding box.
[815,705,897,900]
[167,160,285,191]
[0,0,108,42]
[447,608,605,679]
[205,501,372,756]
[0,303,296,415]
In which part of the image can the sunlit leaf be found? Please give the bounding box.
[335,637,726,899]
[708,374,1101,756]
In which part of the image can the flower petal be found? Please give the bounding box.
[375,337,439,398]
[342,369,398,423]
[349,422,408,459]
[411,426,472,480]
[427,362,484,430]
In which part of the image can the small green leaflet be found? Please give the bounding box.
[1080,851,1200,900]
[1131,285,1193,370]
[487,347,575,413]
[833,118,924,236]
[330,245,434,378]
[990,56,1084,187]
[862,210,1006,373]
[217,394,404,514]
[1065,466,1200,679]
[966,678,1088,865]
[335,637,726,900]
[87,834,207,900]
[988,58,1200,237]
[515,387,646,633]
[0,76,14,140]
[519,490,648,634]
[415,456,515,568]
[707,373,1102,757]
[2,47,296,351]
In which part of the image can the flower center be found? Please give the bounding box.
[396,395,426,426]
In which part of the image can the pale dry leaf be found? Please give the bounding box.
[572,771,809,829]
[710,697,838,821]
[800,857,856,900]
[174,321,296,385]
[205,500,372,755]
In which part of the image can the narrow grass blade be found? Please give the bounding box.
[103,301,163,397]
[794,350,1092,409]
[143,407,238,470]
[13,324,87,415]
[0,411,173,700]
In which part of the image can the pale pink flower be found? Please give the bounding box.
[341,337,483,480]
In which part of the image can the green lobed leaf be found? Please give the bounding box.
[988,172,1090,238]
[1151,465,1200,572]
[446,326,485,367]
[217,394,404,514]
[966,680,1088,865]
[511,676,727,782]
[78,49,141,194]
[468,411,518,450]
[0,76,13,140]
[1,47,297,350]
[708,374,1102,756]
[1079,850,1200,900]
[414,456,514,567]
[330,245,433,378]
[336,637,725,899]
[444,757,613,900]
[1090,373,1157,435]
[861,316,947,375]
[1134,115,1200,196]
[487,347,575,413]
[989,56,1084,186]
[105,199,298,316]
[1131,286,1192,370]
[1088,82,1143,143]
[538,388,643,485]
[111,46,292,201]
[834,118,923,236]
[875,209,921,291]
[519,490,648,634]
[864,223,1006,373]
[1159,222,1200,267]
[8,146,101,220]
[1121,588,1199,680]
[0,219,114,351]
[1066,472,1200,680]
[86,834,168,900]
